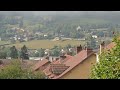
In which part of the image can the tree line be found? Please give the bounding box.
[0,45,29,60]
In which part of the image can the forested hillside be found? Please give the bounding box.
[0,11,120,49]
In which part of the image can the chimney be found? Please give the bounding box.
[49,56,53,62]
[60,55,66,60]
[59,50,66,63]
[67,52,72,56]
[59,55,66,64]
[85,47,93,56]
[56,58,59,61]
[76,45,82,54]
[100,41,105,54]
[45,56,49,60]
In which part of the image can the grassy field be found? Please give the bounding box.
[0,41,10,45]
[7,40,85,49]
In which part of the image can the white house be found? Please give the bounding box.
[44,34,48,37]
[76,26,81,31]
[92,35,98,39]
[20,29,25,32]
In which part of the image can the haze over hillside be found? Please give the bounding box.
[0,11,120,16]
[0,11,120,23]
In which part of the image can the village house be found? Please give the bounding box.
[33,45,97,79]
[92,35,98,39]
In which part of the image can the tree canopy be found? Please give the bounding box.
[90,35,120,79]
[20,45,29,60]
[10,46,18,59]
[0,60,45,79]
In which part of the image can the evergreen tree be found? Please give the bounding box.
[20,45,29,60]
[86,34,97,49]
[10,46,18,59]
[0,51,7,59]
[38,48,45,57]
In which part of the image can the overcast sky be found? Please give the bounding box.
[0,11,120,16]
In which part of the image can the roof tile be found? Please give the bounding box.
[43,49,94,79]
[32,59,50,71]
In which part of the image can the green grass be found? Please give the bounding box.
[8,40,85,49]
[0,41,10,45]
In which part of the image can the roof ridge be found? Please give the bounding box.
[53,51,95,79]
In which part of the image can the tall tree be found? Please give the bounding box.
[85,34,97,49]
[0,51,7,59]
[90,35,120,79]
[10,46,18,59]
[20,45,29,60]
[38,48,45,57]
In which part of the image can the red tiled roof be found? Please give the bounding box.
[52,60,61,64]
[50,64,69,75]
[53,49,95,79]
[64,54,73,61]
[104,37,120,50]
[43,65,51,75]
[104,42,116,50]
[52,54,73,64]
[33,59,50,71]
[43,49,95,79]
[43,65,57,78]
[43,55,72,78]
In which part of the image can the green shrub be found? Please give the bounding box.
[0,60,45,79]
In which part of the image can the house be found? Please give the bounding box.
[92,35,98,39]
[48,48,96,79]
[13,36,17,41]
[52,37,60,41]
[90,28,108,31]
[76,26,81,31]
[23,37,29,41]
[34,45,97,79]
[32,54,72,71]
[77,38,86,41]
[35,32,44,36]
[20,29,25,32]
[44,34,48,37]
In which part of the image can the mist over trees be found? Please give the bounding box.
[1,11,120,20]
